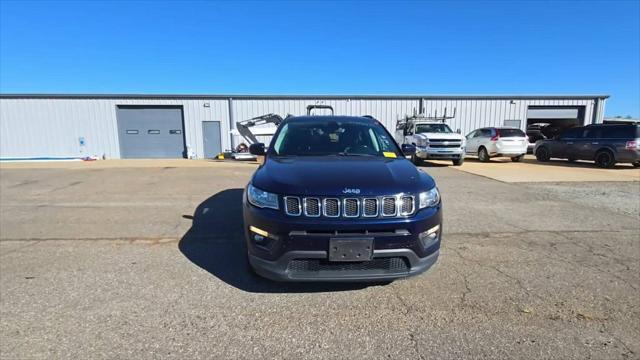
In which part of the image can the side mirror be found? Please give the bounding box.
[249,143,265,156]
[456,129,461,134]
[401,144,416,155]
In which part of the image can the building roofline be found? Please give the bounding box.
[0,93,610,100]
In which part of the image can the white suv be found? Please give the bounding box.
[465,127,528,162]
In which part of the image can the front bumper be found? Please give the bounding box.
[249,249,439,282]
[416,146,464,160]
[243,197,442,282]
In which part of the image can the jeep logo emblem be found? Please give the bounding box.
[342,188,361,194]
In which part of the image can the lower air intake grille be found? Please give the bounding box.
[287,257,409,274]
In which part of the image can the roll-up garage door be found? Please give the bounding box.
[116,106,186,158]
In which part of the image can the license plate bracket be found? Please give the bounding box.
[329,238,373,262]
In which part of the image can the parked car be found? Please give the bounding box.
[244,115,442,281]
[534,124,640,168]
[465,127,528,162]
[395,116,466,166]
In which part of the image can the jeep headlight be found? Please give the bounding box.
[419,187,440,209]
[247,184,279,210]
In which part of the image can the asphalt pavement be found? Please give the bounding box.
[0,163,638,359]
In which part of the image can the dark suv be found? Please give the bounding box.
[243,116,442,282]
[534,124,639,168]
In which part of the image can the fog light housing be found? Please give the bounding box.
[419,225,440,249]
[249,226,277,247]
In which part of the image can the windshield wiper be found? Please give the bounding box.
[336,152,376,157]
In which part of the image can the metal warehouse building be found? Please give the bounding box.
[0,94,608,160]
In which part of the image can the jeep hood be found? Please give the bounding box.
[251,156,435,197]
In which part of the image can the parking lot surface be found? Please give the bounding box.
[1,162,639,359]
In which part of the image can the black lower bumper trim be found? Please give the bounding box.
[248,249,439,282]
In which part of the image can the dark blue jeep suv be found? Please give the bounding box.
[243,115,442,281]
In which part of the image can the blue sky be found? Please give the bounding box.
[1,0,638,117]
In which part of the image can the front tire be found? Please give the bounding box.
[452,158,464,166]
[535,147,551,162]
[411,153,423,166]
[478,147,490,162]
[633,161,640,168]
[511,154,525,162]
[595,150,615,168]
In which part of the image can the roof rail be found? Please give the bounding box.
[306,104,334,116]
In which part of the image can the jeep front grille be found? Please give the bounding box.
[343,198,359,217]
[400,196,414,215]
[323,198,340,217]
[283,195,415,218]
[362,198,378,217]
[303,198,321,217]
[284,196,302,216]
[382,197,397,216]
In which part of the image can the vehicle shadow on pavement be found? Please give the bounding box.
[178,189,375,293]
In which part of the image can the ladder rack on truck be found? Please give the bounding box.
[396,107,457,131]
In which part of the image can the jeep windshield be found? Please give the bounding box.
[269,120,401,157]
[415,123,453,133]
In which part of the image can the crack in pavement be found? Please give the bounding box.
[387,287,426,360]
[519,231,640,292]
[450,247,546,302]
[600,321,636,358]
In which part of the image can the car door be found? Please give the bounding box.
[465,130,478,153]
[577,127,602,160]
[554,128,581,159]
[477,128,492,153]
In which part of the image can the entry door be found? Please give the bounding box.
[202,121,222,158]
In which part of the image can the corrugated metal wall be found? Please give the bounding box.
[0,98,229,159]
[230,97,600,147]
[420,98,598,136]
[230,98,419,147]
[0,96,605,159]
